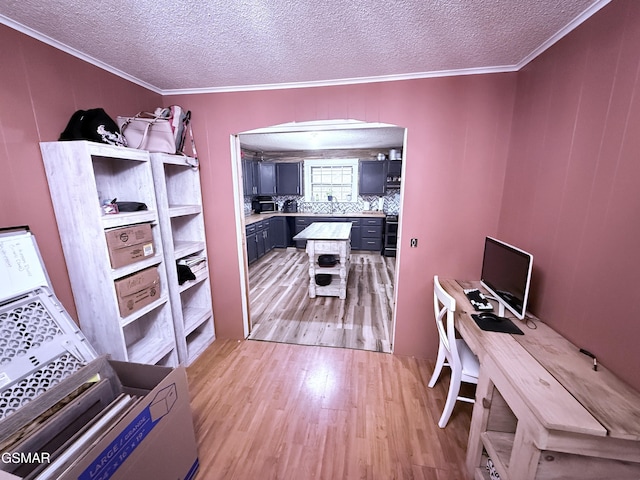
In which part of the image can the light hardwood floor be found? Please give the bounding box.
[187,339,473,480]
[247,249,395,353]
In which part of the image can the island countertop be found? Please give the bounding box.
[292,222,352,241]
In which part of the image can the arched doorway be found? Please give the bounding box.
[231,120,406,353]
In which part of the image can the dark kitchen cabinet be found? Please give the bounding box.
[359,161,388,195]
[359,217,384,251]
[242,157,258,196]
[246,224,258,264]
[386,160,402,190]
[270,216,288,248]
[261,219,274,253]
[276,162,303,195]
[254,219,272,258]
[291,216,383,251]
[247,218,282,265]
[258,163,277,195]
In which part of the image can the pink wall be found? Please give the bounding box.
[165,76,517,357]
[499,0,640,389]
[0,25,161,319]
[6,1,637,390]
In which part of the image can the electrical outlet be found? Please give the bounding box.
[410,238,418,248]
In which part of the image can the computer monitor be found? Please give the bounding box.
[480,237,533,320]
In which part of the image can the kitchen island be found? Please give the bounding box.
[293,222,352,299]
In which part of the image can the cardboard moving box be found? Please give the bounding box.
[0,228,199,480]
[105,224,154,269]
[114,266,160,318]
[0,358,199,480]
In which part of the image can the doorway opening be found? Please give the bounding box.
[231,120,406,353]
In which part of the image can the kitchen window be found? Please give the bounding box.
[304,159,358,202]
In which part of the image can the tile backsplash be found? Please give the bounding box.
[244,191,401,216]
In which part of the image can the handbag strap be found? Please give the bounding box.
[185,120,199,169]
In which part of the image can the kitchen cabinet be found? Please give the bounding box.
[242,156,258,195]
[386,160,402,189]
[244,160,302,197]
[248,215,383,256]
[293,216,385,251]
[270,216,288,248]
[246,219,276,264]
[359,217,384,251]
[276,162,303,195]
[40,141,178,366]
[260,218,274,254]
[246,223,258,264]
[359,160,388,195]
[258,162,277,195]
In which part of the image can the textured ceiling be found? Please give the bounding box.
[0,0,609,94]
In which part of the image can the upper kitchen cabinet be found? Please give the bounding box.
[242,156,258,195]
[386,160,402,189]
[258,162,277,195]
[359,160,388,195]
[276,162,303,195]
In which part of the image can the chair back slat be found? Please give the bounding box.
[433,276,461,366]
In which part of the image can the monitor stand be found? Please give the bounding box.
[487,295,507,318]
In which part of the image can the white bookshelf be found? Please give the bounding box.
[150,153,215,365]
[40,141,179,366]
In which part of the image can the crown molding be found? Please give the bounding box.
[163,65,519,95]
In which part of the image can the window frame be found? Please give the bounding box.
[303,158,359,202]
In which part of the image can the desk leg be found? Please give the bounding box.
[508,421,542,480]
[466,366,493,479]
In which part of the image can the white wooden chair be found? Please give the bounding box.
[428,276,480,428]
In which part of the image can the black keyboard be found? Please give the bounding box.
[464,288,493,311]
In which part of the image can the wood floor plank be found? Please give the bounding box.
[187,339,472,479]
[248,249,395,353]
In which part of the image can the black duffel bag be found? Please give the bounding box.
[59,108,127,146]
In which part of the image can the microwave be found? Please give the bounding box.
[252,197,277,213]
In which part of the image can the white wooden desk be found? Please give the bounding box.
[293,223,351,299]
[440,279,640,480]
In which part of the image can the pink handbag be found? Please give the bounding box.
[117,112,175,153]
[117,106,197,160]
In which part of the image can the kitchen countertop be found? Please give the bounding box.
[244,211,386,225]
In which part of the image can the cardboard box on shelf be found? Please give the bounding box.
[105,224,155,269]
[114,266,160,317]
